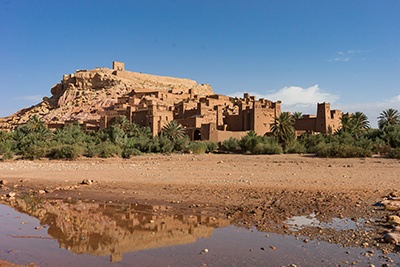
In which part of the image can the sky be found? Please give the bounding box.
[1,0,399,128]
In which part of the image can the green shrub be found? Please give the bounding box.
[388,148,400,158]
[381,124,400,148]
[84,142,97,158]
[251,142,283,154]
[286,139,306,154]
[0,140,12,154]
[48,145,83,160]
[204,141,218,153]
[96,142,122,158]
[315,143,372,158]
[221,137,240,152]
[151,135,174,154]
[173,135,190,152]
[20,144,49,160]
[314,142,332,157]
[122,147,142,158]
[1,151,14,161]
[189,142,208,154]
[239,131,262,153]
[53,124,87,145]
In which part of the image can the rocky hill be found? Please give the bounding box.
[0,64,214,130]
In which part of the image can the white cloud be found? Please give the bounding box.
[231,86,400,128]
[390,95,400,103]
[329,49,368,62]
[231,85,339,117]
[15,95,43,102]
[233,84,337,106]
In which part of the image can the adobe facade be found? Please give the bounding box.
[294,102,342,135]
[100,88,282,142]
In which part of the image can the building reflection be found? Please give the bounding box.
[5,196,231,262]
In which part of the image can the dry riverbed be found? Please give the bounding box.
[0,154,399,266]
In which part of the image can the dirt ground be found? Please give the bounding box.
[0,153,399,265]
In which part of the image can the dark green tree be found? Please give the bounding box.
[291,112,303,119]
[352,111,370,131]
[378,108,400,129]
[270,112,296,150]
[161,121,186,143]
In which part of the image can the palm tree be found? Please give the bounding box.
[339,114,354,133]
[270,112,295,150]
[161,120,187,142]
[291,112,303,119]
[378,108,400,129]
[352,111,370,131]
[338,112,370,136]
[112,116,131,132]
[26,115,47,133]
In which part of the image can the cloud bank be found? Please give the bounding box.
[232,85,339,114]
[232,86,400,128]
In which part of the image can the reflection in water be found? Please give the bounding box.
[3,196,230,262]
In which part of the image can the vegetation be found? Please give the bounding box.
[378,108,400,130]
[270,112,296,151]
[1,108,400,160]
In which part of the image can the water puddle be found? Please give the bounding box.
[0,197,399,267]
[285,213,368,231]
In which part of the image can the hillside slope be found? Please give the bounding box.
[0,66,214,130]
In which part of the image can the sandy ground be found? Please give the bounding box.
[0,153,399,265]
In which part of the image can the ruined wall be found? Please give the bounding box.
[112,61,125,71]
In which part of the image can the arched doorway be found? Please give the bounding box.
[194,129,201,141]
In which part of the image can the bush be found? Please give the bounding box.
[83,142,97,158]
[221,137,240,152]
[204,141,218,153]
[96,142,122,158]
[48,145,83,160]
[1,151,14,161]
[239,131,262,153]
[122,147,142,158]
[0,140,12,154]
[189,142,208,154]
[151,135,174,154]
[22,146,48,160]
[315,143,372,158]
[173,135,190,152]
[388,148,400,158]
[251,142,283,154]
[286,139,306,154]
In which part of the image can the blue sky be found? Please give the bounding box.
[1,0,399,128]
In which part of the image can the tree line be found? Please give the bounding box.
[0,108,399,160]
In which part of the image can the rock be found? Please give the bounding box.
[0,180,7,185]
[7,192,16,198]
[390,191,400,197]
[387,215,400,226]
[383,233,400,244]
[382,200,400,211]
[38,190,46,194]
[81,179,93,185]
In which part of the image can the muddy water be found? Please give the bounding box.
[0,197,399,267]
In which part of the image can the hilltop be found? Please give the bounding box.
[0,62,213,130]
